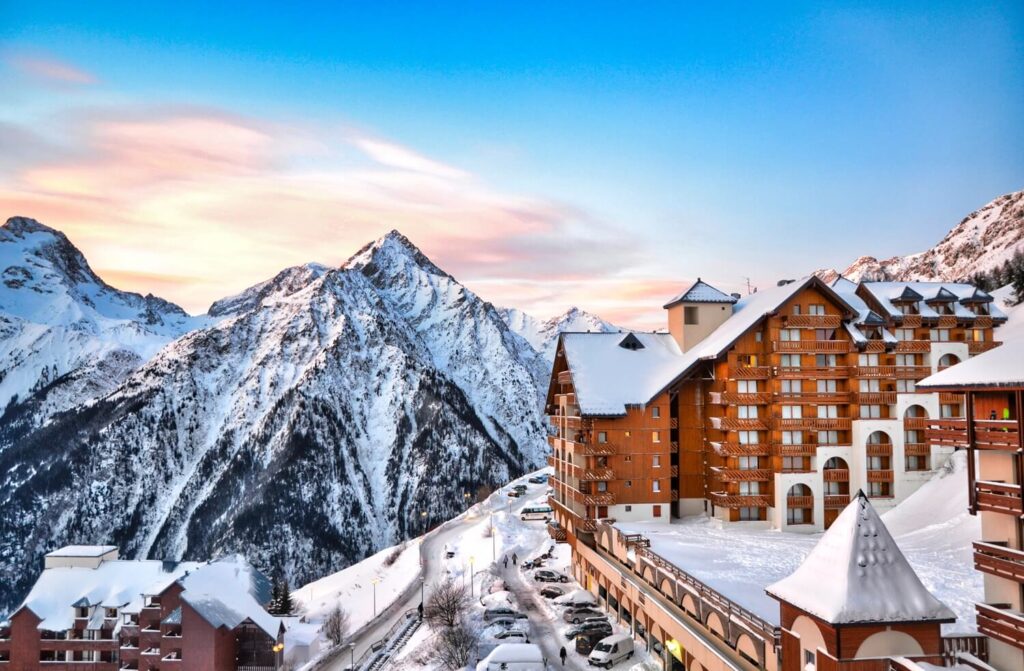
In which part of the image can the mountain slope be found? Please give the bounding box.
[818,189,1024,282]
[0,217,207,421]
[499,306,621,360]
[0,230,547,614]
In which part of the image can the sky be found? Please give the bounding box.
[0,2,1022,328]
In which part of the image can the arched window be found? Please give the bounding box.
[786,484,813,525]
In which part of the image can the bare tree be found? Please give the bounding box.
[432,620,479,670]
[322,605,351,646]
[424,577,470,629]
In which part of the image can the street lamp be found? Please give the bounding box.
[468,556,475,598]
[419,576,426,607]
[371,578,380,617]
[348,641,355,671]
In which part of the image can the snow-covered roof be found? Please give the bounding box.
[664,279,739,307]
[919,329,1024,390]
[561,332,682,416]
[45,545,117,558]
[860,282,1007,321]
[477,643,545,665]
[766,493,955,625]
[178,556,280,638]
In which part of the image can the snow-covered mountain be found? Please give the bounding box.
[0,228,552,614]
[817,189,1024,282]
[499,306,621,360]
[0,217,207,419]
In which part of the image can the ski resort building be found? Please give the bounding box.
[919,333,1024,671]
[546,276,1005,537]
[0,546,284,671]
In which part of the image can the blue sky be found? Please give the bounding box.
[0,1,1021,325]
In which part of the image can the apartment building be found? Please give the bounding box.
[0,546,284,671]
[919,334,1024,671]
[546,275,1005,538]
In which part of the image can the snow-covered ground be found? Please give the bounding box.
[617,451,981,634]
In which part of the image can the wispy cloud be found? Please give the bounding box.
[0,102,665,325]
[8,54,98,85]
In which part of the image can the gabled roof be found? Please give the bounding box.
[895,286,924,302]
[928,287,958,302]
[766,493,955,625]
[178,556,280,638]
[860,282,1008,321]
[663,278,738,308]
[961,287,993,304]
[919,329,1024,390]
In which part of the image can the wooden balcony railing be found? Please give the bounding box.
[856,365,898,378]
[581,468,615,481]
[786,495,814,508]
[784,314,842,328]
[824,494,850,509]
[547,525,567,542]
[937,315,958,329]
[822,469,849,482]
[903,417,928,430]
[669,440,679,454]
[670,418,679,429]
[976,481,1024,516]
[974,420,1022,449]
[974,541,1024,584]
[976,603,1024,651]
[866,443,893,456]
[894,340,932,353]
[546,455,556,468]
[900,315,923,327]
[567,441,615,456]
[925,418,968,447]
[710,416,770,431]
[939,392,964,404]
[776,366,851,379]
[670,465,678,477]
[904,443,930,456]
[711,468,773,482]
[866,469,894,483]
[773,340,851,353]
[974,315,994,328]
[709,492,772,508]
[863,340,888,352]
[773,443,817,456]
[709,391,773,405]
[566,488,616,506]
[857,392,898,405]
[732,365,773,379]
[557,370,572,385]
[774,392,852,404]
[711,442,772,456]
[774,417,852,431]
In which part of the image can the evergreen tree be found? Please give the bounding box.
[279,578,294,615]
[268,577,282,614]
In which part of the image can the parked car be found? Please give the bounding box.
[533,569,569,583]
[563,607,604,624]
[476,643,545,671]
[528,475,547,484]
[575,630,611,655]
[494,629,530,643]
[556,594,598,609]
[539,586,566,599]
[484,607,526,622]
[565,618,612,641]
[507,489,522,498]
[513,484,528,492]
[487,617,519,630]
[588,634,634,668]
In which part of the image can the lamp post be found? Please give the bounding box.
[371,578,380,617]
[348,641,355,671]
[468,556,475,598]
[490,512,496,562]
[419,576,426,606]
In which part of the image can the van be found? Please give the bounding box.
[520,505,553,521]
[587,634,634,668]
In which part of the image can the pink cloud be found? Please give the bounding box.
[9,55,98,85]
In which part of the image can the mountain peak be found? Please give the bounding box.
[3,216,62,237]
[345,229,450,279]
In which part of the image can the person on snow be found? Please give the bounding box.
[503,555,508,569]
[512,552,518,565]
[559,646,567,666]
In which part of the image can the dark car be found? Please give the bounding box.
[533,569,568,583]
[563,607,604,624]
[575,629,612,655]
[507,489,522,498]
[566,619,613,641]
[484,607,526,622]
[514,484,528,492]
[528,475,547,484]
[539,586,566,599]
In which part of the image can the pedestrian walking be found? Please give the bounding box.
[559,646,567,666]
[503,555,508,569]
[512,552,518,566]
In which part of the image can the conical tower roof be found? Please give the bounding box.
[766,492,955,624]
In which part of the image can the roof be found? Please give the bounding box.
[561,332,682,416]
[860,282,1007,321]
[919,330,1024,390]
[663,278,738,308]
[179,556,280,638]
[45,545,117,558]
[766,493,956,625]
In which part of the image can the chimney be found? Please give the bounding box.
[663,278,737,352]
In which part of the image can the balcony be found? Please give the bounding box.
[975,420,1022,449]
[580,468,614,481]
[773,340,851,353]
[903,417,928,430]
[895,366,932,379]
[974,541,1024,584]
[732,365,773,379]
[774,392,852,404]
[709,492,772,508]
[857,392,897,405]
[824,494,850,509]
[711,442,772,456]
[711,467,773,482]
[710,416,769,431]
[562,440,616,456]
[866,470,894,483]
[783,314,842,328]
[773,443,817,456]
[925,418,967,448]
[709,391,772,405]
[786,495,814,508]
[863,340,888,352]
[939,392,964,404]
[904,443,930,456]
[900,315,923,327]
[976,603,1024,651]
[557,370,573,385]
[974,315,994,328]
[774,417,851,431]
[937,315,958,329]
[547,524,567,542]
[566,489,616,506]
[776,366,850,379]
[866,443,892,456]
[822,469,849,482]
[894,340,931,353]
[976,481,1023,516]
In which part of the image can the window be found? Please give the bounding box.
[805,650,816,668]
[816,354,838,367]
[597,481,608,492]
[808,304,825,316]
[598,431,608,443]
[781,354,801,367]
[625,480,632,487]
[739,507,759,520]
[738,430,759,445]
[859,379,880,392]
[792,304,802,315]
[895,328,915,341]
[782,456,804,471]
[787,507,808,525]
[969,329,986,342]
[684,306,699,325]
[860,405,881,419]
[651,406,661,418]
[897,379,916,393]
[624,430,631,438]
[817,379,837,392]
[895,354,916,367]
[867,455,889,470]
[906,455,928,471]
[817,405,838,419]
[868,481,891,497]
[782,431,803,445]
[818,430,839,445]
[815,328,835,340]
[859,353,879,366]
[755,331,762,342]
[652,455,661,468]
[624,455,632,462]
[652,431,661,443]
[738,456,759,470]
[737,380,758,393]
[782,405,802,419]
[930,329,950,342]
[780,380,799,393]
[652,480,661,493]
[739,481,761,494]
[653,505,662,518]
[738,405,758,418]
[780,328,800,342]
[624,505,632,512]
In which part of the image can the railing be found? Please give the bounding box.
[941,633,989,663]
[866,469,894,483]
[974,315,994,328]
[774,392,852,404]
[786,495,814,508]
[569,441,615,456]
[866,443,892,456]
[670,465,678,477]
[895,366,932,379]
[824,494,850,509]
[669,441,679,454]
[774,417,852,430]
[974,420,1021,449]
[557,370,572,385]
[976,481,1023,516]
[822,469,849,482]
[863,340,888,352]
[581,468,614,481]
[937,315,958,329]
[776,366,851,379]
[856,365,898,378]
[894,340,931,353]
[773,443,817,456]
[784,314,842,328]
[773,340,851,353]
[925,418,968,447]
[974,541,1024,583]
[711,468,773,482]
[709,492,772,508]
[711,442,772,456]
[670,418,679,429]
[857,392,897,405]
[900,315,923,327]
[710,416,770,431]
[976,603,1024,651]
[709,391,772,405]
[904,443,930,456]
[732,365,773,379]
[546,456,556,468]
[939,392,964,404]
[547,525,567,542]
[903,417,928,429]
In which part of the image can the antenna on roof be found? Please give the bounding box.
[745,277,752,294]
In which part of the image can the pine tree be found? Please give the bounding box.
[279,578,294,615]
[268,577,282,615]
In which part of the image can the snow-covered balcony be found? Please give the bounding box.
[709,416,769,431]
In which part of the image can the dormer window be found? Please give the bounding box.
[618,333,645,350]
[75,606,89,619]
[896,302,919,315]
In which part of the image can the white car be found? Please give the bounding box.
[588,634,634,668]
[494,629,530,643]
